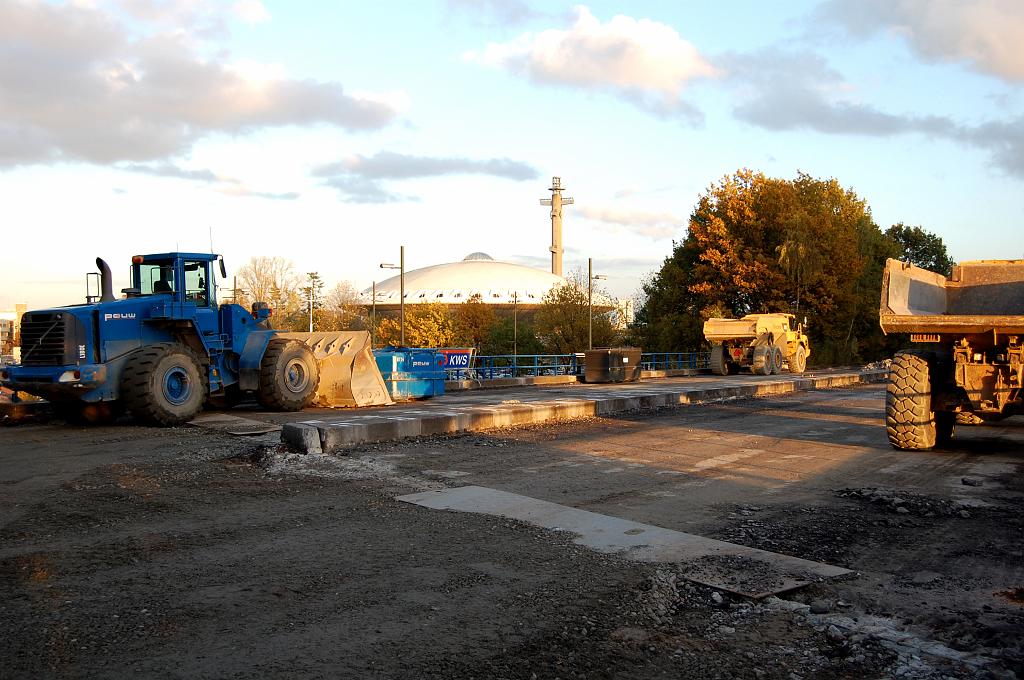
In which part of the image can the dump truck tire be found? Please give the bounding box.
[788,345,807,374]
[886,352,946,450]
[769,346,784,375]
[710,345,729,375]
[258,339,319,411]
[753,346,771,376]
[122,343,207,426]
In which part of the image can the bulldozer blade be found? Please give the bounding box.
[276,331,394,408]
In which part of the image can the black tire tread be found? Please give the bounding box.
[121,342,207,426]
[885,352,940,450]
[257,339,319,411]
[710,345,729,376]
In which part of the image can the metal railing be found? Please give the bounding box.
[447,354,580,380]
[446,351,710,380]
[641,352,709,371]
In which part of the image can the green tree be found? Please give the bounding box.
[885,223,955,276]
[534,273,617,353]
[640,169,892,364]
[453,293,496,349]
[376,303,456,348]
[482,316,544,356]
[285,271,326,331]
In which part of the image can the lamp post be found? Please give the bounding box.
[379,245,405,346]
[370,280,376,348]
[588,257,606,351]
[512,291,518,375]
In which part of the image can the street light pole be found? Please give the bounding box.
[379,245,406,346]
[399,245,405,346]
[588,257,606,351]
[371,280,376,348]
[513,291,518,357]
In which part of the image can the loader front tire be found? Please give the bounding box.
[788,345,807,374]
[769,346,784,375]
[258,339,319,411]
[710,345,729,376]
[885,352,949,450]
[122,343,207,426]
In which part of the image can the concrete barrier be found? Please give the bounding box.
[283,368,888,454]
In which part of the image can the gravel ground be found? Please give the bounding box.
[2,388,1021,679]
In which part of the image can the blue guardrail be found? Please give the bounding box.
[445,351,709,379]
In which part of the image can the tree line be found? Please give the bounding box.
[636,169,954,364]
[232,168,953,365]
[230,259,619,355]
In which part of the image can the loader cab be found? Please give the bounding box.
[126,253,219,307]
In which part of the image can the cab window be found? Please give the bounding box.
[184,261,209,305]
[138,263,176,295]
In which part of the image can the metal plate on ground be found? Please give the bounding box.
[189,413,282,436]
[397,485,851,598]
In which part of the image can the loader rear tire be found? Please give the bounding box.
[710,345,729,376]
[886,352,949,450]
[788,345,807,374]
[258,339,319,411]
[122,343,207,426]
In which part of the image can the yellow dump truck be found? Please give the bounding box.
[703,313,810,376]
[879,258,1024,450]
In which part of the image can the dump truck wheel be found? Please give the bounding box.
[258,339,320,411]
[769,346,784,375]
[710,345,729,376]
[122,343,207,426]
[753,346,772,376]
[885,352,942,450]
[788,345,807,374]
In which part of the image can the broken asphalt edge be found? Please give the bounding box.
[281,368,888,454]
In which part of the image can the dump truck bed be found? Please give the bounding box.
[879,259,1024,335]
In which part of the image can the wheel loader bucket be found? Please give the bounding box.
[276,331,394,408]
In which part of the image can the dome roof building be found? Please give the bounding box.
[366,252,605,308]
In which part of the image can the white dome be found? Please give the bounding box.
[365,257,569,305]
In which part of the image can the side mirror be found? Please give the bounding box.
[218,257,227,279]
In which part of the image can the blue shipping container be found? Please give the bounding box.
[373,348,447,400]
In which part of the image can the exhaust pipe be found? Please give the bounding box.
[96,257,115,303]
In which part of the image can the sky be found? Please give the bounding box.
[2,0,1023,311]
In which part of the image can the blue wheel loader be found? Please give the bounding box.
[0,253,392,425]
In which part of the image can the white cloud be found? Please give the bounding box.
[578,206,683,240]
[233,0,270,24]
[464,5,716,122]
[818,0,1024,82]
[0,1,400,168]
[312,151,540,203]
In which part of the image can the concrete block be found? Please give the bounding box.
[321,422,370,451]
[418,413,462,436]
[281,423,322,454]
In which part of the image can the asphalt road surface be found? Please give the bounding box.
[2,384,1021,679]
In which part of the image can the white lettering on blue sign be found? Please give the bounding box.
[103,313,137,321]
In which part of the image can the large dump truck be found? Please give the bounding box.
[0,253,392,425]
[703,313,810,376]
[879,258,1024,450]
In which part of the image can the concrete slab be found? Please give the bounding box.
[280,369,887,453]
[190,413,282,436]
[398,485,851,598]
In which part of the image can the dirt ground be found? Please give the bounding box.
[1,385,1022,679]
